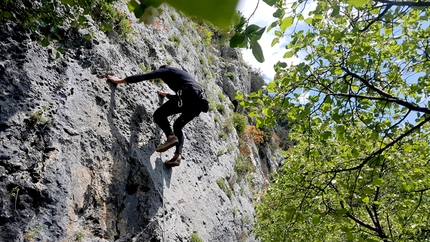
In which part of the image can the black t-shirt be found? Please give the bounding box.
[125,67,202,94]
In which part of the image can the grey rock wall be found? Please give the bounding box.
[0,3,280,242]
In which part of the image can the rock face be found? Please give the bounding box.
[0,3,281,242]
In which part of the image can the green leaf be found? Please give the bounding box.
[235,92,244,100]
[362,197,370,203]
[267,21,278,32]
[331,5,340,17]
[42,37,49,47]
[245,24,265,36]
[78,15,87,23]
[280,17,293,32]
[277,62,287,68]
[312,215,321,224]
[101,24,113,31]
[283,51,293,58]
[250,40,265,63]
[267,82,277,92]
[127,0,140,11]
[263,0,277,6]
[256,117,264,128]
[336,208,348,215]
[273,9,283,18]
[2,11,13,19]
[271,38,279,47]
[346,231,354,241]
[347,0,368,8]
[351,148,359,157]
[165,0,239,27]
[246,25,266,42]
[373,177,384,186]
[230,33,247,48]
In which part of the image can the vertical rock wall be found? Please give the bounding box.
[0,3,281,242]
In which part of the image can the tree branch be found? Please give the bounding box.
[341,68,430,114]
[341,201,378,232]
[376,0,430,7]
[329,114,430,173]
[360,5,391,32]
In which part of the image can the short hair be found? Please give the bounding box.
[159,65,169,69]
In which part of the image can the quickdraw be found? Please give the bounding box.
[177,89,183,107]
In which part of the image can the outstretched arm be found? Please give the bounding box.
[106,75,126,84]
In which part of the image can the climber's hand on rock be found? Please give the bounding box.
[106,74,126,84]
[157,90,167,98]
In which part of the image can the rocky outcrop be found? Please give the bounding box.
[0,3,281,242]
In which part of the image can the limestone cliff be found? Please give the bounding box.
[0,3,281,242]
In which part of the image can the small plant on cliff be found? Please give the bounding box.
[75,232,85,242]
[225,72,236,81]
[24,226,43,242]
[232,207,238,217]
[196,24,214,46]
[1,0,133,47]
[190,232,203,242]
[217,92,226,102]
[216,178,232,198]
[234,153,253,177]
[245,125,264,144]
[217,148,225,157]
[29,104,52,125]
[216,103,226,114]
[232,113,247,136]
[8,186,19,210]
[168,35,180,47]
[199,55,206,65]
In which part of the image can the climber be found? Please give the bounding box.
[106,65,209,167]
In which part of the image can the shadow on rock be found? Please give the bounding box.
[105,83,172,240]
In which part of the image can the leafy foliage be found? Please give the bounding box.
[232,113,248,136]
[230,13,266,63]
[0,0,132,46]
[127,0,239,28]
[244,0,430,241]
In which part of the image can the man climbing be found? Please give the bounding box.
[106,65,209,167]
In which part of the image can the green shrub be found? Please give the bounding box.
[196,24,214,46]
[232,113,247,136]
[199,55,206,64]
[217,179,226,190]
[218,92,226,102]
[225,72,236,81]
[208,55,216,65]
[235,153,253,176]
[168,35,180,47]
[75,232,85,242]
[1,0,133,45]
[217,178,233,198]
[216,103,226,114]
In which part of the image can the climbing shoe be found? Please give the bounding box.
[165,157,181,167]
[156,136,179,152]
